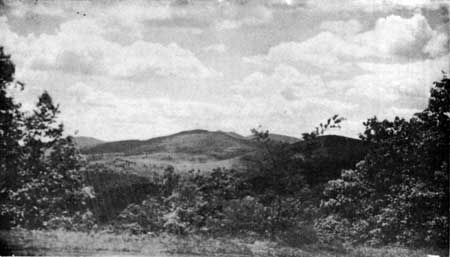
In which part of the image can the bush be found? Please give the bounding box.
[320,75,449,248]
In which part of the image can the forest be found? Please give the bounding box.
[0,46,449,256]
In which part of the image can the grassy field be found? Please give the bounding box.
[89,152,243,176]
[0,229,441,257]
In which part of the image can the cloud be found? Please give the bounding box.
[232,64,326,98]
[48,77,357,140]
[3,1,447,140]
[215,1,273,30]
[306,0,448,12]
[353,14,437,57]
[58,81,240,140]
[103,1,171,24]
[203,43,228,53]
[107,41,220,79]
[7,1,66,18]
[335,56,449,103]
[247,14,447,74]
[423,31,449,58]
[230,64,356,128]
[216,17,268,30]
[319,19,364,36]
[242,50,449,134]
[67,82,118,108]
[247,31,367,74]
[382,106,421,120]
[0,16,219,80]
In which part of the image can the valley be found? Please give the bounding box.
[77,129,304,174]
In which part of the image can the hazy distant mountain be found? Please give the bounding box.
[73,136,104,149]
[246,133,301,144]
[82,130,259,160]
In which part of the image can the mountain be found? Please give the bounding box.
[82,130,259,160]
[246,133,301,144]
[72,136,105,149]
[289,135,364,155]
[289,135,367,185]
[225,131,247,140]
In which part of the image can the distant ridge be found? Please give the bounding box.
[289,135,367,185]
[225,131,246,139]
[82,129,259,160]
[246,133,301,144]
[73,136,105,149]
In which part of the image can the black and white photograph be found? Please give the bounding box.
[0,0,449,256]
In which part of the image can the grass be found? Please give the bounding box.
[91,152,243,177]
[0,229,442,257]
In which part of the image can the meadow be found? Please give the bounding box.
[0,229,438,257]
[88,152,242,177]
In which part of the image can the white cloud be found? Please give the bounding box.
[2,1,447,140]
[7,1,66,18]
[202,43,228,53]
[339,56,449,103]
[247,14,447,74]
[0,17,218,80]
[320,19,364,36]
[423,32,449,58]
[229,64,356,132]
[52,81,240,140]
[306,0,448,12]
[353,14,436,57]
[103,1,171,25]
[258,31,368,73]
[215,1,273,30]
[232,64,326,98]
[107,41,220,79]
[67,82,118,108]
[382,106,421,120]
[216,17,269,30]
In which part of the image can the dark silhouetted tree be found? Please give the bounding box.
[320,73,449,248]
[0,47,24,228]
[0,47,92,229]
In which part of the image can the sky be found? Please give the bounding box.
[0,0,449,141]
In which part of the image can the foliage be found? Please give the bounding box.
[320,74,449,248]
[115,167,245,235]
[242,117,346,241]
[0,47,91,230]
[83,164,157,223]
[301,114,345,141]
[0,47,24,229]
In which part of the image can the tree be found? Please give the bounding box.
[320,74,449,248]
[0,46,92,229]
[244,128,307,238]
[0,47,24,228]
[24,91,63,172]
[8,92,90,228]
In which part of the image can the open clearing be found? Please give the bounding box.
[0,229,438,257]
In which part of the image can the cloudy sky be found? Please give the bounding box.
[0,0,449,140]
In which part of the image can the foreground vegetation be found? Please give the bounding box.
[1,45,449,257]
